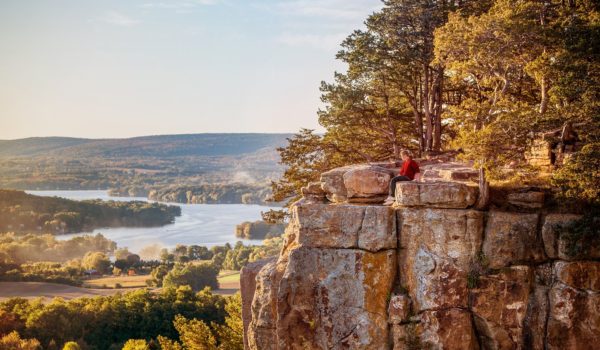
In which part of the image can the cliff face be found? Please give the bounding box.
[241,164,599,350]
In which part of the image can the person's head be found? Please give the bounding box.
[400,150,412,161]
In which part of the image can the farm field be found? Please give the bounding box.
[0,272,242,302]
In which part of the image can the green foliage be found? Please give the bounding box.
[162,263,219,292]
[173,315,217,350]
[0,232,115,264]
[0,190,180,234]
[122,339,150,350]
[552,142,600,205]
[62,341,81,350]
[81,252,111,275]
[0,331,41,350]
[0,287,227,350]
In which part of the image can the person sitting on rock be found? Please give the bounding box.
[383,150,420,205]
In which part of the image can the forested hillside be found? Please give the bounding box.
[0,134,291,201]
[0,190,180,234]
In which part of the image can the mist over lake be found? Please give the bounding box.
[28,190,273,252]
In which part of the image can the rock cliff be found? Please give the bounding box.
[241,164,599,350]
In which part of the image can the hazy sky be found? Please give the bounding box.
[0,0,382,139]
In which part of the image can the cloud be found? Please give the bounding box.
[100,11,140,27]
[272,0,381,21]
[276,32,347,50]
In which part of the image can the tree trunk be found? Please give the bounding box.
[539,75,548,115]
[424,66,433,152]
[475,167,490,210]
[433,68,444,151]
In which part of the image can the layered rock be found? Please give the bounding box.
[482,211,545,268]
[470,266,534,350]
[395,181,478,208]
[546,261,600,350]
[243,164,598,350]
[398,208,483,311]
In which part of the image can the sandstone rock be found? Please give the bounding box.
[523,284,549,350]
[398,208,483,311]
[482,211,545,269]
[418,309,480,350]
[301,182,327,203]
[388,294,411,324]
[343,165,393,202]
[546,282,600,349]
[395,181,478,208]
[290,203,396,252]
[241,257,276,350]
[470,266,533,350]
[541,213,600,260]
[320,164,395,203]
[391,323,417,350]
[554,261,600,292]
[438,168,479,182]
[507,191,545,209]
[357,206,397,252]
[276,247,396,350]
[248,260,280,350]
[320,166,351,202]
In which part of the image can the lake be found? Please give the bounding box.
[27,190,274,252]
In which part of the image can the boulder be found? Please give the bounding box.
[482,211,545,269]
[320,166,352,203]
[290,203,396,252]
[397,208,484,311]
[470,266,533,350]
[276,247,396,350]
[241,257,276,350]
[546,282,600,349]
[438,168,479,182]
[395,181,478,208]
[320,164,395,203]
[507,191,545,209]
[541,213,600,260]
[343,165,393,202]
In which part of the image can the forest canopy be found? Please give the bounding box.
[272,0,599,206]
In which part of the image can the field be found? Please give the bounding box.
[0,282,126,302]
[0,271,242,303]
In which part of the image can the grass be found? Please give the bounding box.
[217,272,240,284]
[83,275,149,289]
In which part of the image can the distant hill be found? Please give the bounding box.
[0,133,293,158]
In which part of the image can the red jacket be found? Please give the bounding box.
[400,159,420,180]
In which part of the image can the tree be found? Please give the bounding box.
[434,0,599,181]
[552,142,600,205]
[122,339,150,350]
[173,315,217,350]
[62,341,81,350]
[81,252,110,274]
[212,294,244,350]
[162,263,219,292]
[0,331,41,350]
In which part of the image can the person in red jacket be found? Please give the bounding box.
[383,150,420,205]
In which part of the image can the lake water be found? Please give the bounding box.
[27,190,274,252]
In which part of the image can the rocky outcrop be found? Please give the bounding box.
[243,164,598,349]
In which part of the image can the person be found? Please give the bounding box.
[383,150,420,205]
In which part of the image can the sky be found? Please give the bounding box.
[0,0,382,139]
